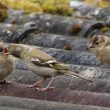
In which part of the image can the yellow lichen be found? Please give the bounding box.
[0,0,42,13]
[85,0,110,8]
[40,0,73,16]
[101,27,110,32]
[0,0,73,16]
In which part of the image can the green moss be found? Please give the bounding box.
[40,0,73,16]
[0,0,43,13]
[0,0,73,16]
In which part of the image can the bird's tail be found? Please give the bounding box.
[65,71,93,82]
[53,63,69,70]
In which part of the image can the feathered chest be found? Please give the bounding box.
[0,56,14,74]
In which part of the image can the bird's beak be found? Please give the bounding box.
[87,43,94,50]
[3,47,10,56]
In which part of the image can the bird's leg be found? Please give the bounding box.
[26,78,46,88]
[65,71,93,83]
[37,77,55,92]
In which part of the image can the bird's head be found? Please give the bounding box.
[9,44,25,58]
[87,34,106,52]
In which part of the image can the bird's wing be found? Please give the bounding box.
[23,48,56,67]
[31,57,57,67]
[30,57,68,70]
[26,48,55,62]
[24,48,68,70]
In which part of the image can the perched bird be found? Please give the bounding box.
[0,43,92,91]
[0,45,14,84]
[88,34,110,65]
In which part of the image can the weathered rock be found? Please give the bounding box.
[73,5,98,17]
[5,9,24,24]
[96,8,110,21]
[0,107,29,110]
[0,96,110,110]
[0,23,19,41]
[25,15,106,37]
[69,64,110,79]
[4,26,43,43]
[78,20,106,38]
[21,33,89,51]
[0,87,110,108]
[0,23,43,42]
[4,13,106,37]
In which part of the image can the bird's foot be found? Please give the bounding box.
[36,86,55,92]
[25,79,45,88]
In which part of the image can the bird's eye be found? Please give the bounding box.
[0,48,3,52]
[96,42,99,45]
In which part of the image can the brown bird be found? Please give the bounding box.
[0,46,14,84]
[0,43,92,91]
[88,34,110,65]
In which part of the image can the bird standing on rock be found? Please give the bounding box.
[88,34,110,65]
[0,46,14,84]
[0,43,92,91]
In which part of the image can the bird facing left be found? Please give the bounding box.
[1,43,93,91]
